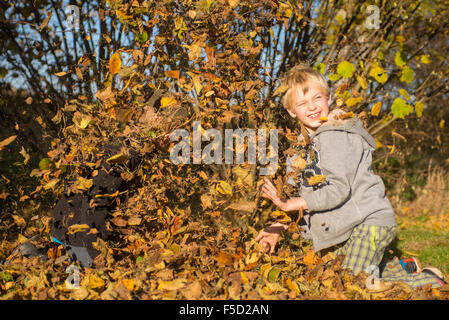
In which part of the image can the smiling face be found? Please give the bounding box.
[285,82,331,134]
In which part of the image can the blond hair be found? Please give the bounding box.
[280,63,330,110]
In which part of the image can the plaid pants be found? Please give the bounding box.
[332,224,443,289]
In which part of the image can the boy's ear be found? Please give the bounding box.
[285,106,297,118]
[327,94,332,105]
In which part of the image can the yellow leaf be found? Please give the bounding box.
[94,190,120,198]
[165,70,180,79]
[225,200,256,213]
[157,279,187,291]
[216,180,232,195]
[371,101,382,116]
[285,278,300,295]
[396,35,406,43]
[109,52,122,75]
[75,177,93,191]
[55,71,69,77]
[88,275,105,289]
[106,153,128,164]
[303,249,320,269]
[0,135,17,151]
[228,0,239,8]
[319,116,328,121]
[67,224,90,235]
[273,84,289,96]
[19,146,30,165]
[291,157,306,171]
[160,97,177,108]
[345,97,363,107]
[75,115,92,129]
[356,75,368,89]
[260,263,272,280]
[270,210,291,223]
[307,174,326,186]
[43,178,60,190]
[375,139,383,149]
[119,279,134,291]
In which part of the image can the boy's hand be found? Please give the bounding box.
[261,177,309,212]
[255,222,288,254]
[261,177,288,211]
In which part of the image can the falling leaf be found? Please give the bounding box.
[273,84,289,96]
[339,111,355,120]
[109,52,122,75]
[307,174,326,186]
[371,102,382,116]
[106,153,128,164]
[391,98,412,119]
[110,217,127,227]
[39,11,53,32]
[25,97,33,105]
[345,97,363,107]
[43,178,59,190]
[127,216,142,226]
[75,177,93,191]
[55,71,69,77]
[160,97,177,108]
[165,70,180,79]
[394,51,407,67]
[12,215,26,228]
[400,66,414,84]
[336,61,355,78]
[415,101,424,117]
[225,200,256,213]
[419,54,432,64]
[216,180,232,195]
[356,75,368,89]
[0,135,17,151]
[67,224,90,235]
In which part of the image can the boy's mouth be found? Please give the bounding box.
[307,111,321,120]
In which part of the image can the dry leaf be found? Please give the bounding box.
[109,52,122,75]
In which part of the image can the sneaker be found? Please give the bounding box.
[399,257,422,274]
[422,267,447,286]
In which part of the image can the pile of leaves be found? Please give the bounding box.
[1,0,449,300]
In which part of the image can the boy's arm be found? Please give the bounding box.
[300,130,363,212]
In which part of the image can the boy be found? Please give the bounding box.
[256,63,446,288]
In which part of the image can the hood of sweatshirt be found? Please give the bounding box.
[312,108,377,150]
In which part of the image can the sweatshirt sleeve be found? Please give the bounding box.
[300,130,362,212]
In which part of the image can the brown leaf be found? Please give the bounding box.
[109,52,122,75]
[225,200,256,213]
[110,217,127,227]
[216,251,234,266]
[182,280,202,299]
[39,11,53,32]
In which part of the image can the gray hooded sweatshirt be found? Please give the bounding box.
[297,109,396,252]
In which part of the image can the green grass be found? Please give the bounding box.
[391,223,449,275]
